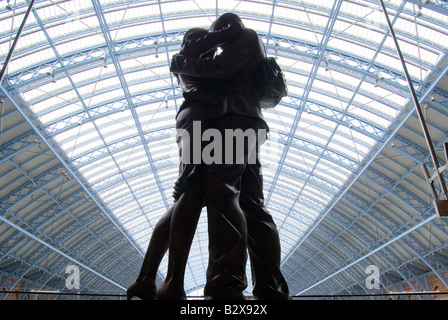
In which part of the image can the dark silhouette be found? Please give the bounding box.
[171,13,289,300]
[128,13,290,300]
[127,25,243,300]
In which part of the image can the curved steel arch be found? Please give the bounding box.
[1,0,448,299]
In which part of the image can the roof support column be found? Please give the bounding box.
[296,213,437,295]
[378,0,448,210]
[0,0,36,84]
[266,0,344,205]
[0,214,126,292]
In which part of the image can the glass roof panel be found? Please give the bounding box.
[2,0,446,294]
[6,46,55,74]
[56,33,105,55]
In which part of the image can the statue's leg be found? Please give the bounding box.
[127,205,174,300]
[157,178,205,300]
[240,158,290,300]
[204,162,248,300]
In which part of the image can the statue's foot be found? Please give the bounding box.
[126,280,156,300]
[156,282,187,300]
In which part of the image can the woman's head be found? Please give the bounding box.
[182,28,209,47]
[181,28,216,58]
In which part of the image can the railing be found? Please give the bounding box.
[1,289,447,300]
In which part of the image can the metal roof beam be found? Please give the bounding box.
[0,214,126,292]
[0,0,35,84]
[379,0,448,200]
[295,215,435,295]
[282,54,448,267]
[266,0,344,206]
[272,1,408,217]
[0,87,142,263]
[92,0,169,208]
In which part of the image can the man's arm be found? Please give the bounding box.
[171,29,257,79]
[179,21,243,58]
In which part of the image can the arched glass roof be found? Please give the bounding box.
[1,0,448,298]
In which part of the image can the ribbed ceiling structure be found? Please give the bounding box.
[1,0,448,299]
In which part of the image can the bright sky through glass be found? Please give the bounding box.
[1,0,447,293]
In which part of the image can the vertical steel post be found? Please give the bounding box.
[378,0,448,200]
[0,0,36,84]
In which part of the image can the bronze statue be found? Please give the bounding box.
[127,13,289,300]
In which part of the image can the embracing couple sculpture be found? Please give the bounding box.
[127,12,290,300]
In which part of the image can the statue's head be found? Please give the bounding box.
[182,28,209,47]
[211,13,243,32]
